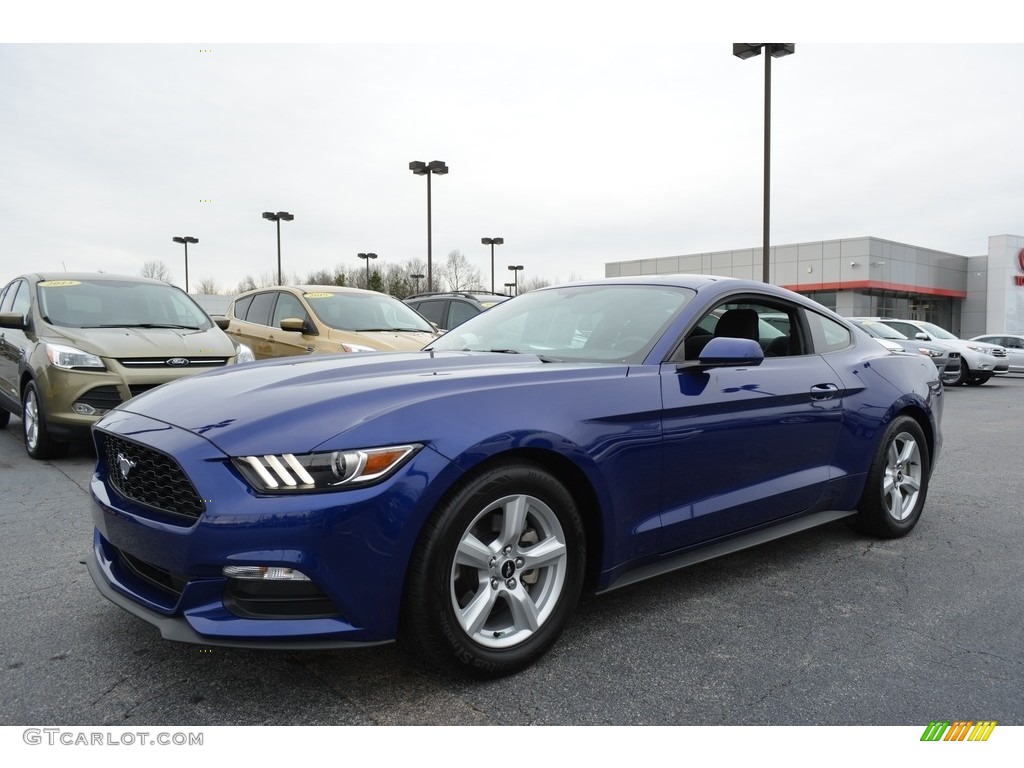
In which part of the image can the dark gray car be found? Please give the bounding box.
[848,318,961,385]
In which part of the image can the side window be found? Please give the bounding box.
[806,311,852,353]
[0,282,13,312]
[414,300,447,328]
[232,294,254,320]
[244,292,276,327]
[885,321,922,339]
[271,293,309,329]
[448,300,478,328]
[676,297,807,361]
[10,280,31,317]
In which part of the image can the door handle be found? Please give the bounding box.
[810,383,840,401]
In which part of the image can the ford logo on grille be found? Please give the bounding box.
[117,452,137,480]
[166,357,190,367]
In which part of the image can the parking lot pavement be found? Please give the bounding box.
[2,376,1023,725]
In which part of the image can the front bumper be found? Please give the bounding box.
[88,410,453,647]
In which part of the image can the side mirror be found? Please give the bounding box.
[915,332,930,341]
[212,316,230,330]
[0,312,26,330]
[279,317,305,333]
[678,336,764,372]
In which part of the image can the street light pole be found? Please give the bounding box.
[409,160,448,292]
[482,237,504,293]
[410,273,425,294]
[507,264,524,295]
[733,43,795,284]
[172,236,198,293]
[262,211,294,285]
[503,282,516,296]
[357,252,378,288]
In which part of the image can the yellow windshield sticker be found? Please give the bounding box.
[303,292,334,298]
[38,280,81,287]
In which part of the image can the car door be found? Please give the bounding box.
[0,279,31,409]
[231,291,277,359]
[268,291,318,357]
[657,297,846,550]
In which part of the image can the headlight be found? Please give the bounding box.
[917,348,941,357]
[234,342,256,364]
[232,444,421,492]
[45,342,105,370]
[341,342,377,353]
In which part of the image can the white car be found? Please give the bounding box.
[971,334,1024,373]
[875,319,1008,386]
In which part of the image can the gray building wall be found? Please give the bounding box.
[605,235,1024,336]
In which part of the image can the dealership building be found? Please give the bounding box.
[605,233,1024,338]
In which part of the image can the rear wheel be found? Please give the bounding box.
[400,461,585,677]
[852,415,929,538]
[23,381,67,459]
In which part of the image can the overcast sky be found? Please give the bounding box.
[3,8,1022,294]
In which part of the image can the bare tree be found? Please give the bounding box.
[193,277,222,295]
[518,276,552,294]
[235,271,278,292]
[439,250,483,292]
[141,260,172,282]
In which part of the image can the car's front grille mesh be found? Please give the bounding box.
[100,433,205,521]
[77,385,124,410]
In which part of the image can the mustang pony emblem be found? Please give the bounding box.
[117,452,137,480]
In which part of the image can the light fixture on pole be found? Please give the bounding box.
[172,236,198,293]
[503,282,516,295]
[481,237,504,293]
[507,264,524,295]
[409,160,448,292]
[262,211,294,285]
[410,273,425,293]
[732,43,795,284]
[357,252,378,287]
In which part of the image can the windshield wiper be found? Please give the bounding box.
[86,323,201,330]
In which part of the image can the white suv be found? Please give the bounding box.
[874,318,1009,386]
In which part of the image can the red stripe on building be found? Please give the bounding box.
[779,280,967,298]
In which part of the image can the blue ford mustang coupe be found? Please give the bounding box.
[88,276,942,676]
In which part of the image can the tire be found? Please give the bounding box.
[0,407,10,428]
[949,362,969,386]
[852,415,929,538]
[400,461,586,677]
[22,381,67,460]
[966,374,991,386]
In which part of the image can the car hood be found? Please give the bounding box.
[109,351,627,456]
[44,325,236,358]
[325,327,438,351]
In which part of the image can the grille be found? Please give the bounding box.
[116,547,188,599]
[128,383,164,398]
[991,348,1007,358]
[77,385,124,410]
[118,357,229,368]
[100,432,205,521]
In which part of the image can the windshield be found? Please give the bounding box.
[915,321,957,340]
[428,284,695,363]
[304,291,434,333]
[37,279,213,329]
[859,321,907,340]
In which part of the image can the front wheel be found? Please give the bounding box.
[400,461,585,677]
[966,374,991,386]
[852,415,930,538]
[23,381,67,459]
